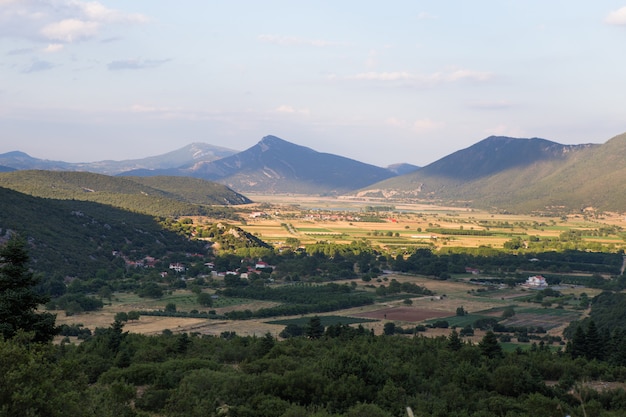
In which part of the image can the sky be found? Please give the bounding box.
[1,1,626,167]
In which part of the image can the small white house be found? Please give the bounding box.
[526,275,547,287]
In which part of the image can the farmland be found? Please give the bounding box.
[54,195,624,347]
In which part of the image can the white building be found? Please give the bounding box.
[526,275,547,287]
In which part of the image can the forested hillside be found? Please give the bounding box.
[0,186,207,281]
[0,170,248,217]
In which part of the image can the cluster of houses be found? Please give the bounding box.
[208,261,275,279]
[303,213,361,222]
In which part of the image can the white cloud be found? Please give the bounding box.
[606,7,626,25]
[78,2,148,24]
[412,119,443,132]
[43,43,64,53]
[258,34,347,47]
[0,1,148,44]
[41,19,100,42]
[347,68,493,85]
[275,105,310,115]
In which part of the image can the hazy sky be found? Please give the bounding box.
[1,1,626,167]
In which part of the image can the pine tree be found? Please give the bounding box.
[0,236,56,342]
[479,331,503,358]
[306,315,324,339]
[585,320,603,360]
[447,329,463,351]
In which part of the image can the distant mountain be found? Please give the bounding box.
[0,170,251,217]
[0,151,75,171]
[357,134,626,213]
[415,136,591,180]
[387,163,420,176]
[177,135,397,194]
[0,143,238,175]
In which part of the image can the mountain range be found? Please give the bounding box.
[359,133,626,213]
[0,143,236,175]
[2,132,626,213]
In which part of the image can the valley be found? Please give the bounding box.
[51,194,625,346]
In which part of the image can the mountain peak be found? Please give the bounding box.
[0,151,32,159]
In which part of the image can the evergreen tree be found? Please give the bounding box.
[570,325,587,359]
[447,329,463,351]
[306,315,324,339]
[0,236,56,343]
[479,331,503,359]
[585,320,603,360]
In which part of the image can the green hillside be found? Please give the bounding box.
[0,170,249,217]
[360,133,626,213]
[0,186,206,281]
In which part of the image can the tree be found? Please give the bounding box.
[197,292,213,307]
[114,312,129,322]
[306,316,324,339]
[383,322,396,336]
[479,331,503,359]
[447,329,463,351]
[0,236,56,343]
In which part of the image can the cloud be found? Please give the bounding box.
[23,60,54,73]
[606,7,626,25]
[0,0,148,44]
[412,119,443,132]
[258,34,347,47]
[43,43,64,53]
[275,105,310,115]
[346,68,493,85]
[107,58,171,71]
[41,19,100,42]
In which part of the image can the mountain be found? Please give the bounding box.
[0,143,238,176]
[0,151,75,171]
[387,163,420,175]
[0,170,251,217]
[357,134,626,213]
[178,135,397,194]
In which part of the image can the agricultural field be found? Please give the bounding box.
[54,195,624,345]
[231,195,626,253]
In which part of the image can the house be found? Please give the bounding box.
[465,267,480,275]
[526,275,547,287]
[169,263,186,273]
[255,261,274,270]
